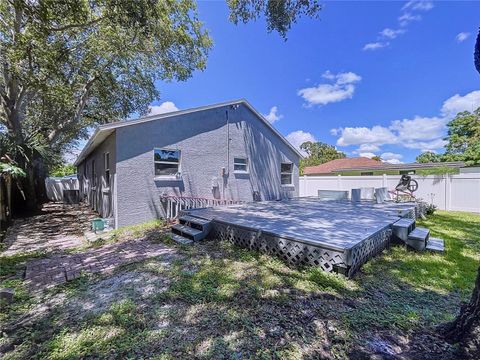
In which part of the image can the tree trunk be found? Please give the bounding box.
[443,266,480,358]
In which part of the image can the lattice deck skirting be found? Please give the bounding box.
[209,220,393,277]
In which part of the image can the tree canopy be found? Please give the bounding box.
[416,108,480,166]
[299,141,346,174]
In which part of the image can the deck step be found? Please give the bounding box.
[426,237,445,253]
[171,224,205,241]
[392,218,415,241]
[179,215,211,231]
[170,233,194,245]
[407,227,430,251]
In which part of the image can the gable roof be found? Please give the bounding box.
[74,99,302,166]
[331,161,466,172]
[303,157,381,175]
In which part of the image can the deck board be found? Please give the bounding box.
[188,198,417,251]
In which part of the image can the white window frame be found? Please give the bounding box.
[280,162,293,186]
[104,152,110,188]
[233,157,249,173]
[154,148,181,179]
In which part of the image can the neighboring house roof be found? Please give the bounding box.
[332,161,466,172]
[74,99,302,166]
[303,157,381,175]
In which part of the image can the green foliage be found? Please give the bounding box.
[416,108,480,166]
[49,163,76,177]
[416,151,442,163]
[299,141,346,174]
[227,0,322,39]
[371,155,382,161]
[416,167,459,176]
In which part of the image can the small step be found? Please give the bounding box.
[407,227,430,251]
[171,224,205,241]
[170,233,194,245]
[179,215,211,231]
[392,218,415,241]
[426,237,445,253]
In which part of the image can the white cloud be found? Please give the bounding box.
[398,13,422,27]
[359,152,377,159]
[298,71,362,106]
[381,152,403,164]
[148,101,179,115]
[441,90,480,117]
[363,42,389,51]
[263,106,283,124]
[380,28,406,39]
[337,126,397,147]
[332,90,480,153]
[402,1,434,12]
[358,144,380,152]
[456,32,471,43]
[286,130,316,155]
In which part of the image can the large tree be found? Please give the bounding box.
[299,141,346,173]
[442,27,480,359]
[416,151,442,163]
[0,0,321,210]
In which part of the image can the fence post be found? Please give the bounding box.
[337,174,342,190]
[382,173,387,187]
[445,173,452,211]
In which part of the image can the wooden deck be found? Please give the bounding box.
[186,198,418,277]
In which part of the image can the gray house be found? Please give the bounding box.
[74,99,302,228]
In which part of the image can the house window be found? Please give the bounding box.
[91,160,96,187]
[104,152,110,187]
[233,157,248,172]
[361,172,374,176]
[154,148,180,176]
[281,162,293,185]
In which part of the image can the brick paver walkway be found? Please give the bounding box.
[25,239,177,292]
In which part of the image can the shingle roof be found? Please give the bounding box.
[303,157,381,175]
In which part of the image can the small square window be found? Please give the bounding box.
[281,162,293,185]
[234,157,248,172]
[154,149,180,177]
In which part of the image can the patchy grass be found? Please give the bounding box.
[1,211,479,359]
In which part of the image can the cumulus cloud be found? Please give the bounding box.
[381,152,403,164]
[263,106,283,124]
[456,32,471,43]
[148,101,179,115]
[332,90,480,152]
[359,152,377,159]
[298,71,362,106]
[286,130,316,155]
[441,90,480,117]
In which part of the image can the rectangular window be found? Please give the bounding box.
[281,162,293,185]
[154,148,180,176]
[233,157,248,172]
[104,152,110,187]
[91,160,96,187]
[361,172,374,176]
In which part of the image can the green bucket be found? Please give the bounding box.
[92,218,105,232]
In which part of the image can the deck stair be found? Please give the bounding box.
[170,215,211,245]
[392,218,444,253]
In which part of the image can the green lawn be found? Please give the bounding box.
[1,210,479,359]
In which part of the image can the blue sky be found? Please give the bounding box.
[94,1,480,164]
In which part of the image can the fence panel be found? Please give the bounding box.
[300,173,480,213]
[45,177,79,202]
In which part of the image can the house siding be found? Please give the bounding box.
[115,103,299,227]
[77,133,116,218]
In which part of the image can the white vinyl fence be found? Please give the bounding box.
[45,177,79,202]
[299,173,480,213]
